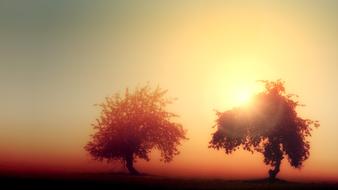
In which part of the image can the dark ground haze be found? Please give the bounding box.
[1,172,337,190]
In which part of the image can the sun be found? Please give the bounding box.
[234,88,252,105]
[215,80,260,108]
[237,89,252,104]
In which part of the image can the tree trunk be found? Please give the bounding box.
[125,153,140,175]
[268,159,281,181]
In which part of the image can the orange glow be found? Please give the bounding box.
[0,0,338,183]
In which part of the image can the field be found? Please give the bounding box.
[1,173,337,190]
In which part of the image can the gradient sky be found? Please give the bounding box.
[0,0,337,181]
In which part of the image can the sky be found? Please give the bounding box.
[0,0,337,182]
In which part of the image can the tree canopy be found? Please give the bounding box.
[85,85,186,175]
[209,80,319,180]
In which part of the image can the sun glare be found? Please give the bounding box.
[227,82,260,107]
[237,89,252,104]
[234,88,253,106]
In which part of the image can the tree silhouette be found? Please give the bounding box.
[85,85,186,175]
[209,80,319,180]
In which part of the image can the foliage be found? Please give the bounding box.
[209,80,319,179]
[85,85,186,174]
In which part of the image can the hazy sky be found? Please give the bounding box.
[0,0,337,181]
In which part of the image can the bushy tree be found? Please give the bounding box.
[209,80,319,180]
[85,85,186,175]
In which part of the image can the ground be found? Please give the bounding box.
[1,172,337,190]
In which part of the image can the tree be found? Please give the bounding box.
[209,80,319,180]
[85,85,186,175]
